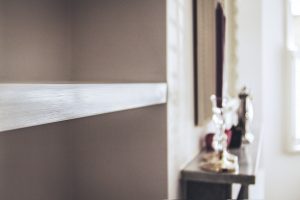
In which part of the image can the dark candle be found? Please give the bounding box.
[215,2,226,108]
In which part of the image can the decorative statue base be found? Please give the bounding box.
[201,150,239,173]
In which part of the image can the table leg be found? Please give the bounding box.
[237,184,249,200]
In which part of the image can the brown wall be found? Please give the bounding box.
[71,0,166,82]
[0,0,72,82]
[72,106,167,200]
[0,0,167,200]
[0,121,73,200]
[0,0,166,83]
[0,106,167,200]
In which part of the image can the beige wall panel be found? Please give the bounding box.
[0,122,73,200]
[0,0,72,82]
[0,0,166,83]
[0,106,167,200]
[0,1,167,200]
[71,0,166,82]
[72,105,167,200]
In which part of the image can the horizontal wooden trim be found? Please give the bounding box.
[0,83,167,132]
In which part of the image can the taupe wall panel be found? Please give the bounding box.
[0,0,166,83]
[0,122,74,200]
[71,0,166,82]
[0,106,167,200]
[72,105,167,200]
[0,0,72,82]
[0,1,167,200]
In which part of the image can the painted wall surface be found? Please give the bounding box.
[0,0,166,83]
[167,0,202,198]
[72,0,166,83]
[0,106,167,200]
[237,0,300,198]
[236,0,262,132]
[71,106,167,200]
[0,1,167,200]
[0,0,72,82]
[262,0,300,199]
[0,122,73,200]
[235,0,266,199]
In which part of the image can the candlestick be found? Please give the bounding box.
[215,1,226,107]
[200,95,239,173]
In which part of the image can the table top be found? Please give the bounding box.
[182,134,262,185]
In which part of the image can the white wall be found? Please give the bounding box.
[167,0,202,198]
[236,0,262,132]
[262,0,300,199]
[236,1,265,199]
[236,0,300,198]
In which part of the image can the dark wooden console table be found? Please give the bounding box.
[181,136,262,200]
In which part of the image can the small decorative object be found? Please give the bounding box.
[237,87,254,144]
[200,95,239,173]
[204,130,232,151]
[229,125,243,148]
[229,87,254,147]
